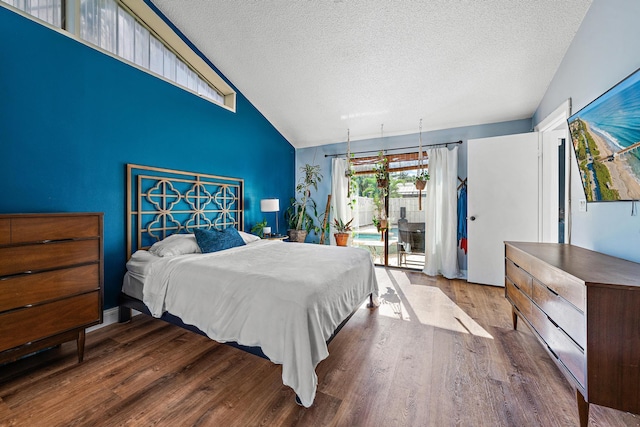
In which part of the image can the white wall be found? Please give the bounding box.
[533,0,640,262]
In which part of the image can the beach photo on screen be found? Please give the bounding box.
[568,68,640,202]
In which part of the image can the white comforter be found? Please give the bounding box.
[137,240,378,407]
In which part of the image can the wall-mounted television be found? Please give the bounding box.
[568,67,640,202]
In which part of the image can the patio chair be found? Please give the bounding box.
[397,219,425,266]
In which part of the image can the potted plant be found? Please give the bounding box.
[373,151,388,189]
[333,218,353,246]
[372,217,388,232]
[415,170,429,190]
[250,218,268,238]
[285,197,322,242]
[415,170,430,210]
[371,191,388,233]
[287,163,323,243]
[344,155,359,208]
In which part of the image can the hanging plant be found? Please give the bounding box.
[345,129,353,193]
[416,119,427,210]
[373,150,388,190]
[415,170,429,190]
[344,130,358,208]
[375,125,389,190]
[346,158,358,208]
[372,217,388,233]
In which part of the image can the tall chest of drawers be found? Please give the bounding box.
[505,242,640,427]
[0,213,103,365]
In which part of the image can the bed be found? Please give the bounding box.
[119,164,379,407]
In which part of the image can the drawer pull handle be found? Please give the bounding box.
[547,315,560,328]
[41,238,74,244]
[546,285,559,296]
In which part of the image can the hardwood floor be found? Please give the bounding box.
[1,268,638,426]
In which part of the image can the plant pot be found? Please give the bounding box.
[379,219,388,229]
[334,233,349,246]
[288,229,308,243]
[415,179,426,190]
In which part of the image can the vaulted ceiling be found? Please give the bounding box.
[152,0,593,148]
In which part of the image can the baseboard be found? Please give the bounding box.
[87,307,140,333]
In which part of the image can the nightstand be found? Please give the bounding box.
[264,234,289,241]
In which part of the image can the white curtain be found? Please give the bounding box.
[330,158,351,245]
[423,146,460,278]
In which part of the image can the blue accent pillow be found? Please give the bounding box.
[194,227,246,253]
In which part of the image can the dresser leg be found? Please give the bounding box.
[576,390,589,427]
[77,329,86,363]
[512,308,518,329]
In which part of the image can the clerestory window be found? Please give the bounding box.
[1,0,236,110]
[2,0,62,27]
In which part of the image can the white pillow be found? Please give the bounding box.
[148,233,201,257]
[238,230,261,244]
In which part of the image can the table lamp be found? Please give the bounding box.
[260,198,280,236]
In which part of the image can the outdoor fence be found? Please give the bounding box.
[353,196,425,228]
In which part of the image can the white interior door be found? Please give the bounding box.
[467,132,540,286]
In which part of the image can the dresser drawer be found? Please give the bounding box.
[0,219,9,245]
[9,215,100,244]
[0,291,100,352]
[0,264,100,312]
[506,259,532,297]
[528,256,585,311]
[529,302,585,387]
[506,278,531,319]
[531,278,585,349]
[0,239,99,277]
[506,244,531,271]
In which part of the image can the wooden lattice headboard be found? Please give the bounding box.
[127,164,244,257]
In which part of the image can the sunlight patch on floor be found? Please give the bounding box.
[372,268,493,339]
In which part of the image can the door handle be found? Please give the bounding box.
[469,216,476,221]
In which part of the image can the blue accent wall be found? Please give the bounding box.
[533,0,640,263]
[0,6,295,308]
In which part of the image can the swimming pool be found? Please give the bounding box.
[353,228,398,241]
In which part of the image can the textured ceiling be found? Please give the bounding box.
[152,0,593,148]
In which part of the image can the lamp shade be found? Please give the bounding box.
[260,198,280,212]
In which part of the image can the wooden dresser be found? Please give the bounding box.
[505,241,640,427]
[0,213,103,365]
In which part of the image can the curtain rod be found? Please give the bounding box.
[324,140,463,158]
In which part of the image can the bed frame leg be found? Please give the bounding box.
[367,293,375,308]
[119,306,132,323]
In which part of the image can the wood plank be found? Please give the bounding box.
[0,219,9,246]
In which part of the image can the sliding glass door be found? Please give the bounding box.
[349,153,426,270]
[388,170,425,269]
